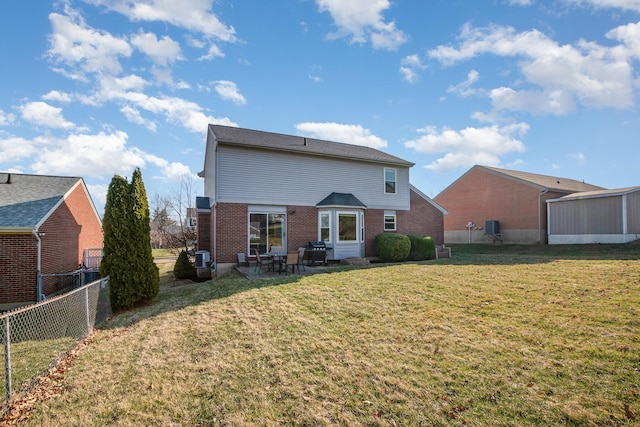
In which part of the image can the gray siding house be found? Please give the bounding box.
[547,186,640,244]
[197,125,446,266]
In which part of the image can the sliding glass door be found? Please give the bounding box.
[249,212,285,254]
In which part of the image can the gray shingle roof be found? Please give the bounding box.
[210,125,415,167]
[480,166,604,193]
[0,173,81,228]
[316,192,367,208]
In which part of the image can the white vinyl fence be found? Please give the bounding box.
[0,278,110,400]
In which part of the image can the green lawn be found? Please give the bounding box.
[14,244,640,426]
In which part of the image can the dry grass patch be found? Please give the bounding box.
[17,248,640,426]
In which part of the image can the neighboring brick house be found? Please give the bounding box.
[196,125,446,266]
[0,173,102,310]
[434,165,604,244]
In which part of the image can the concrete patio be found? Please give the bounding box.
[234,261,330,280]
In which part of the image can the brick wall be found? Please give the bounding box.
[285,206,318,252]
[197,210,211,252]
[435,168,544,232]
[216,203,248,263]
[397,190,445,245]
[0,234,38,304]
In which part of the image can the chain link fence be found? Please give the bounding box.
[0,277,110,401]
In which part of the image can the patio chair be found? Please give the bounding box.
[269,246,284,254]
[281,251,299,275]
[297,247,306,272]
[254,249,273,273]
[237,253,249,267]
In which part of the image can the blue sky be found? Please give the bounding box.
[1,0,639,215]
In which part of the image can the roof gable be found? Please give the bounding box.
[0,173,85,229]
[409,184,448,215]
[210,125,414,167]
[436,165,605,199]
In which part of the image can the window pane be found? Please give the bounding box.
[268,214,284,248]
[320,214,330,228]
[385,181,396,193]
[320,228,330,242]
[338,214,357,241]
[384,215,396,230]
[385,168,396,194]
[249,213,267,254]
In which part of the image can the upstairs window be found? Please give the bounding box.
[384,168,396,194]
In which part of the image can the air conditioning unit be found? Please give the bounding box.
[195,250,210,268]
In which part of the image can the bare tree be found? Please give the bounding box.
[169,175,197,252]
[150,193,176,249]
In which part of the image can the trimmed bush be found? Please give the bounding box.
[374,233,411,262]
[407,234,436,261]
[174,250,196,280]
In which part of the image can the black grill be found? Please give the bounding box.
[306,241,327,265]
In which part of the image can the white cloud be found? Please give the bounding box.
[295,122,388,149]
[42,90,72,103]
[400,54,426,83]
[606,21,640,59]
[0,136,36,162]
[198,44,225,60]
[428,23,636,114]
[130,32,183,66]
[447,69,480,97]
[569,152,586,163]
[120,105,157,131]
[509,0,534,5]
[47,9,132,79]
[213,80,247,105]
[316,0,407,50]
[19,101,75,129]
[566,0,640,12]
[0,109,15,126]
[404,123,528,172]
[86,0,236,56]
[30,131,147,176]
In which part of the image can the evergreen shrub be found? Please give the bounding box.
[407,234,436,261]
[374,233,411,262]
[174,250,196,279]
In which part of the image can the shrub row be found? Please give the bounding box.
[374,233,436,262]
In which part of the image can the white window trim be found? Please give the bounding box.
[318,210,332,243]
[384,211,397,231]
[384,167,397,195]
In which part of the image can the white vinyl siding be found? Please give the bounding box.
[216,146,410,210]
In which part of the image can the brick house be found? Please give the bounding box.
[196,125,446,267]
[434,165,603,244]
[0,173,103,310]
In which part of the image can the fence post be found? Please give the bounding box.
[84,286,91,335]
[4,316,11,400]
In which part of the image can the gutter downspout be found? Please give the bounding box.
[538,189,548,244]
[213,203,217,277]
[32,230,44,302]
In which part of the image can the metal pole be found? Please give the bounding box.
[84,286,91,335]
[4,317,11,400]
